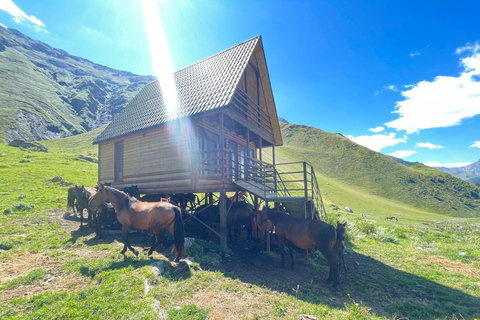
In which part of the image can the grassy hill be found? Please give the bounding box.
[276,122,480,218]
[1,130,480,319]
[0,26,154,143]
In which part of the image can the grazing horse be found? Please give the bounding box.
[74,185,96,228]
[257,207,340,288]
[67,185,78,214]
[334,222,347,274]
[88,185,185,261]
[385,216,398,222]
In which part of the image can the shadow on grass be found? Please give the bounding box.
[190,237,479,320]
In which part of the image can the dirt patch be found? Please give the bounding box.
[183,287,278,320]
[420,256,480,277]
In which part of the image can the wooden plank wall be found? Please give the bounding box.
[98,124,193,193]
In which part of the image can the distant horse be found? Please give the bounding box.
[67,185,78,214]
[334,222,347,274]
[385,216,398,222]
[88,184,185,261]
[257,207,340,288]
[74,185,96,228]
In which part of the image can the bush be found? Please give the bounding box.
[0,240,14,250]
[355,219,377,235]
[13,202,34,211]
[373,227,399,244]
[168,305,209,320]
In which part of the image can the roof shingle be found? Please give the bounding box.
[94,36,260,144]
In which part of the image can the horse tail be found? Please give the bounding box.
[67,188,76,213]
[173,206,185,259]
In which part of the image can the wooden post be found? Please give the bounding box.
[259,137,263,161]
[246,129,250,182]
[219,113,228,249]
[220,190,227,249]
[265,201,270,252]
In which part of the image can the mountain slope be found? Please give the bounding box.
[277,122,480,217]
[0,26,155,143]
[434,159,480,184]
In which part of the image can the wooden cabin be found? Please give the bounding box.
[94,36,324,248]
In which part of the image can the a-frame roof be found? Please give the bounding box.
[94,36,281,145]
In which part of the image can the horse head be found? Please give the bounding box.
[88,184,108,210]
[336,222,347,241]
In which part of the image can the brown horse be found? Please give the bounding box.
[88,184,185,261]
[334,222,347,274]
[257,207,340,288]
[251,211,274,250]
[74,185,96,228]
[227,201,254,245]
[67,185,78,214]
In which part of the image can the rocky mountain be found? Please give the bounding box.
[434,159,480,184]
[0,26,155,142]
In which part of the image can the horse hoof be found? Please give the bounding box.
[134,250,139,257]
[174,258,180,262]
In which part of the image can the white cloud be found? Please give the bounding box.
[347,133,406,152]
[385,42,480,133]
[0,23,6,28]
[410,52,421,57]
[374,85,399,96]
[425,161,472,168]
[416,142,444,149]
[369,126,384,133]
[470,141,480,148]
[388,150,417,158]
[0,0,46,31]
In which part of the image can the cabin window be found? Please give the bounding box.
[199,135,220,175]
[114,141,124,181]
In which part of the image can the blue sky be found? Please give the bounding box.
[1,0,479,167]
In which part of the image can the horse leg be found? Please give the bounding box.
[79,208,84,228]
[322,248,340,288]
[342,255,347,273]
[148,226,163,256]
[95,209,105,238]
[278,237,286,268]
[288,243,295,269]
[120,225,138,257]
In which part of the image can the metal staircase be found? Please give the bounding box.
[232,156,327,219]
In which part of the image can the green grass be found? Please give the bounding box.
[274,122,480,218]
[1,125,480,320]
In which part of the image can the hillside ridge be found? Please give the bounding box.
[0,26,155,143]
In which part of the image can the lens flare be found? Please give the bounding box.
[141,0,178,119]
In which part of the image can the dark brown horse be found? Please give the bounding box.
[67,185,78,214]
[257,207,340,288]
[88,184,185,261]
[251,211,274,250]
[74,185,96,228]
[227,201,254,245]
[334,222,347,274]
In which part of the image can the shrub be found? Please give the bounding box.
[355,219,377,235]
[373,227,399,244]
[168,305,209,320]
[0,240,14,250]
[13,202,34,211]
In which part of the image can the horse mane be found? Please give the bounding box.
[105,186,137,209]
[266,208,286,224]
